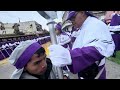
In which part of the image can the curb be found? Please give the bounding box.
[0,58,9,66]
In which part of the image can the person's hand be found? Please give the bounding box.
[48,44,72,67]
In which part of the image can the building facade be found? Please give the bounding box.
[0,21,43,35]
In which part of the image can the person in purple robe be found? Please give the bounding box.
[109,12,120,57]
[48,11,115,79]
[55,23,71,49]
[55,23,72,79]
[110,13,120,26]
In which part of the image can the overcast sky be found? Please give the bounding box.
[0,11,64,30]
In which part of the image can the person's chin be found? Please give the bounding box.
[37,69,47,75]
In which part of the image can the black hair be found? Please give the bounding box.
[76,11,96,18]
[35,47,46,57]
[84,11,97,18]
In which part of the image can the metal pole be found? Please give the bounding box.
[47,19,63,79]
[47,20,57,44]
[37,11,64,79]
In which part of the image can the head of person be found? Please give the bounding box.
[114,11,120,15]
[67,11,95,29]
[9,40,47,75]
[55,23,62,35]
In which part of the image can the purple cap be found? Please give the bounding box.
[67,11,77,20]
[55,23,62,31]
[67,11,95,21]
[14,42,41,69]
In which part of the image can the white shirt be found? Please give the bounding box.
[56,34,71,46]
[72,16,115,66]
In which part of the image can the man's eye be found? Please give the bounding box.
[34,61,41,65]
[37,55,40,58]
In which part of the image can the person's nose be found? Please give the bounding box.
[41,61,47,69]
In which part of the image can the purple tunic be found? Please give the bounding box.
[112,34,120,51]
[68,46,105,79]
[110,14,120,51]
[110,14,120,26]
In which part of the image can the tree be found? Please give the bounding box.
[12,23,24,35]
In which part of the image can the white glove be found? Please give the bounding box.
[48,44,72,67]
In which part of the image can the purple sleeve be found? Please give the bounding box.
[68,46,104,74]
[112,34,120,51]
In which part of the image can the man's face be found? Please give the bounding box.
[55,29,61,35]
[115,11,120,14]
[25,53,47,75]
[70,12,85,28]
